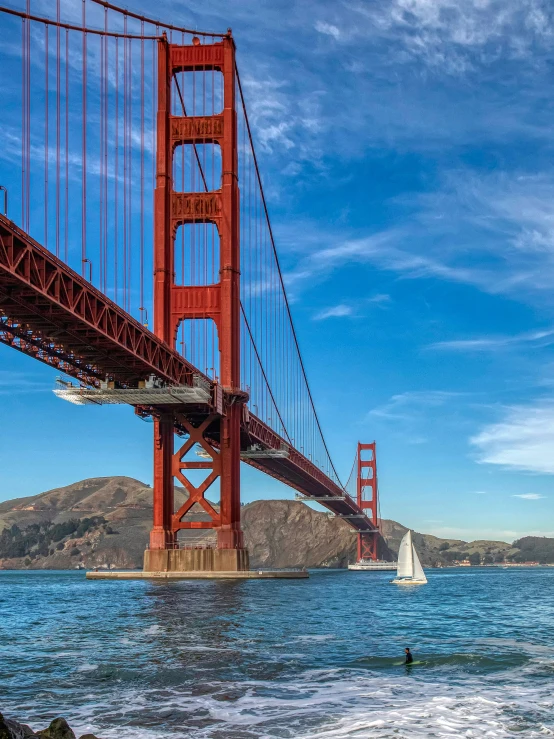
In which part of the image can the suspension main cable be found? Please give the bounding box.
[240,304,292,444]
[344,454,357,496]
[90,0,227,38]
[235,64,344,486]
[0,5,160,38]
[171,62,289,439]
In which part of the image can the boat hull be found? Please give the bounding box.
[348,561,397,571]
[391,577,427,585]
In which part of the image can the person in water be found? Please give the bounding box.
[404,647,413,664]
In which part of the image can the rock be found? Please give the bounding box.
[0,713,39,739]
[36,719,75,739]
[0,716,97,739]
[0,715,8,739]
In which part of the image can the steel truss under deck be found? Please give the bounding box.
[0,213,377,534]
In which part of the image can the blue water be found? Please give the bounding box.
[1,568,554,738]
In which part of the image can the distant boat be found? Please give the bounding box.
[348,560,397,571]
[391,530,427,585]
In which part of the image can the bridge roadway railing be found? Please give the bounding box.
[0,215,376,534]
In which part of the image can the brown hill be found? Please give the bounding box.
[241,500,395,568]
[0,476,516,569]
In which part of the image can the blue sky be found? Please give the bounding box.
[1,0,554,542]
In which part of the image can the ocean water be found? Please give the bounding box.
[1,568,554,738]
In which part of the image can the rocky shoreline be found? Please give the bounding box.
[0,715,100,739]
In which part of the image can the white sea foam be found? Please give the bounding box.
[9,667,553,738]
[143,625,163,635]
[4,569,554,739]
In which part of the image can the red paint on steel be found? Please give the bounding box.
[0,214,197,387]
[0,215,377,530]
[356,442,380,561]
[0,15,380,550]
[150,36,245,550]
[172,414,221,529]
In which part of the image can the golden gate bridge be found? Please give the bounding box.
[0,0,381,575]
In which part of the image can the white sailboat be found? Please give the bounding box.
[391,530,427,585]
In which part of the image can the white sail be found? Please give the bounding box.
[396,530,413,578]
[412,544,427,583]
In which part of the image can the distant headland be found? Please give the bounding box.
[1,477,552,570]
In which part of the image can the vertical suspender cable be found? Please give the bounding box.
[128,36,132,314]
[56,0,60,258]
[65,28,68,263]
[44,24,49,250]
[140,20,144,320]
[82,0,87,277]
[114,36,119,303]
[104,7,109,294]
[152,29,158,327]
[102,8,110,293]
[236,67,342,484]
[21,18,26,227]
[99,31,104,288]
[123,14,127,307]
[25,0,30,231]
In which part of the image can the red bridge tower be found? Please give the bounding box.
[356,442,379,561]
[147,33,247,571]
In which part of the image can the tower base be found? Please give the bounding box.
[86,568,308,580]
[144,547,250,574]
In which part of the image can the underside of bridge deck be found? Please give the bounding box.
[0,214,378,547]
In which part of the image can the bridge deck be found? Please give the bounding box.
[0,215,376,533]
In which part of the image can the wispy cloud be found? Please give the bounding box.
[312,294,390,321]
[315,21,341,40]
[369,390,459,421]
[471,400,554,474]
[367,293,391,305]
[430,328,554,352]
[0,370,52,395]
[348,0,554,72]
[313,304,353,320]
[281,169,554,310]
[512,493,546,500]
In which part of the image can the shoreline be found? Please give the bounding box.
[0,715,100,739]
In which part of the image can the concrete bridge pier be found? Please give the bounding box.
[144,547,250,573]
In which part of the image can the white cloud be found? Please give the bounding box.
[313,304,353,320]
[349,0,554,73]
[282,169,554,310]
[367,293,391,304]
[512,493,546,500]
[311,295,390,321]
[369,390,459,421]
[0,369,52,395]
[472,491,487,494]
[315,21,341,40]
[471,401,554,474]
[146,0,554,170]
[239,74,324,159]
[430,328,554,352]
